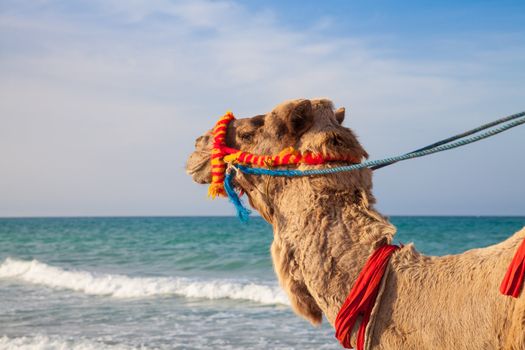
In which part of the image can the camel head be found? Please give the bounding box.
[187,98,379,325]
[186,98,373,222]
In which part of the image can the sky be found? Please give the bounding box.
[1,0,524,217]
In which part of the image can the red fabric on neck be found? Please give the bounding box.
[335,244,400,350]
[500,237,525,298]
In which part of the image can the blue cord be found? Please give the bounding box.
[371,110,525,170]
[224,171,251,222]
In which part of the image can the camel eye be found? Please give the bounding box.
[239,132,255,142]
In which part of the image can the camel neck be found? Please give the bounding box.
[273,194,396,324]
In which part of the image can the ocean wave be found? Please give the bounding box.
[0,258,289,305]
[0,335,145,350]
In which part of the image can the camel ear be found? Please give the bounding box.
[287,99,314,135]
[335,107,345,124]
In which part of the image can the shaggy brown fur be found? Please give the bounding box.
[186,99,525,349]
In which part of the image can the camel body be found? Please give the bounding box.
[187,98,525,349]
[270,180,525,350]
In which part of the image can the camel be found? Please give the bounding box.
[186,98,525,349]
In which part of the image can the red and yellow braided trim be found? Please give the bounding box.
[207,111,361,198]
[208,112,235,198]
[224,147,360,167]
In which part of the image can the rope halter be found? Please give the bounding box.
[208,111,362,198]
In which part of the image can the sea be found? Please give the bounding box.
[1,216,524,350]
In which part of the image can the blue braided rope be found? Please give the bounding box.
[235,111,525,177]
[371,110,525,170]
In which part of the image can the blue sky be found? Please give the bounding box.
[1,0,524,217]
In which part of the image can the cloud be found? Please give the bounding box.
[1,0,524,216]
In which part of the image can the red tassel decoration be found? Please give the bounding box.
[335,244,400,350]
[500,237,525,298]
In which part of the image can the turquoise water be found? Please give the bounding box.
[0,216,524,349]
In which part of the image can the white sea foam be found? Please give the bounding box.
[0,335,145,350]
[0,258,289,305]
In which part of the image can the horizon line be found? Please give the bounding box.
[1,214,524,219]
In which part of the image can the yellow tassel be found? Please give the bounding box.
[208,183,225,198]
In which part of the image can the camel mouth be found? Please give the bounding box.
[186,132,214,184]
[186,151,212,184]
[185,151,207,174]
